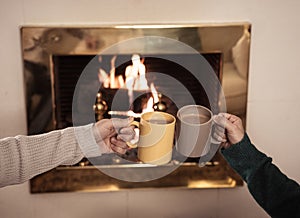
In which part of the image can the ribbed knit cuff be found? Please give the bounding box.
[74,124,103,158]
[221,133,270,182]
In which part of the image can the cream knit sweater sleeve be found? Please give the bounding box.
[0,123,102,188]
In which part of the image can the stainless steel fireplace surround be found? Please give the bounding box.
[21,23,250,193]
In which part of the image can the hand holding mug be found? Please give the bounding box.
[212,113,245,149]
[93,117,136,155]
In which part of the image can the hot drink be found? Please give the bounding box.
[146,119,171,125]
[181,114,210,125]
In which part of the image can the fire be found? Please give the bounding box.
[142,83,159,113]
[98,54,149,91]
[125,54,149,90]
[109,55,117,89]
[150,83,159,103]
[98,54,161,115]
[98,55,125,89]
[142,96,154,113]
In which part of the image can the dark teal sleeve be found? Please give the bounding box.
[221,134,300,218]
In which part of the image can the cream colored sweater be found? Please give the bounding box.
[0,124,102,188]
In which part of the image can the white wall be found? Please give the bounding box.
[0,0,299,217]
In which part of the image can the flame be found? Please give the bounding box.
[98,54,162,115]
[142,83,159,113]
[118,75,125,87]
[125,54,149,90]
[98,54,149,91]
[150,83,159,104]
[124,54,149,106]
[98,68,109,87]
[109,84,160,115]
[98,55,125,89]
[142,96,154,113]
[109,55,118,88]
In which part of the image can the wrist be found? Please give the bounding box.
[92,123,102,144]
[75,123,103,158]
[231,133,247,147]
[230,134,244,145]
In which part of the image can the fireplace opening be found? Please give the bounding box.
[52,53,222,165]
[53,53,221,127]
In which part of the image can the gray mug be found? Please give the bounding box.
[176,105,213,157]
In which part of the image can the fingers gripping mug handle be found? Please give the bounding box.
[126,121,140,148]
[211,119,221,145]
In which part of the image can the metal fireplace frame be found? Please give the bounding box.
[21,23,251,193]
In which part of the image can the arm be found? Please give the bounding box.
[0,125,86,187]
[221,134,300,217]
[0,118,135,188]
[213,113,300,217]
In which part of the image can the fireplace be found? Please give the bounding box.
[52,53,221,128]
[21,23,250,192]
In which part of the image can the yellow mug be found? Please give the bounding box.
[127,111,176,165]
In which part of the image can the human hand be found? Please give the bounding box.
[212,113,245,149]
[93,117,136,155]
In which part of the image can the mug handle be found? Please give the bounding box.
[126,121,140,148]
[210,117,223,145]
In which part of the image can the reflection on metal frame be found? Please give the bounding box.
[21,23,250,193]
[30,159,242,193]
